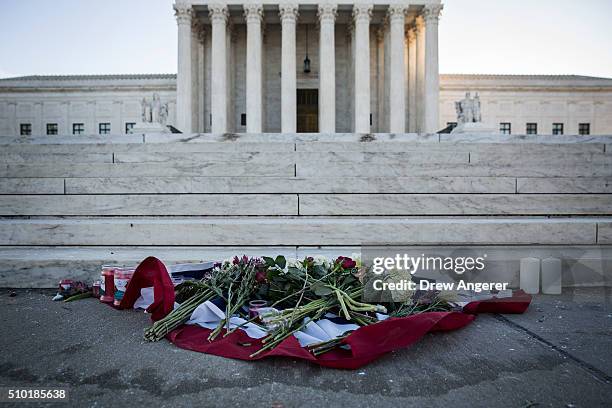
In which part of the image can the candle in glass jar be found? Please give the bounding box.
[520,257,540,294]
[541,257,562,295]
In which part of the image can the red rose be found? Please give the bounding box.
[342,258,356,269]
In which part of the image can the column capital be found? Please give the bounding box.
[279,3,299,22]
[209,4,229,24]
[375,26,385,42]
[423,4,443,24]
[173,4,192,25]
[387,5,407,23]
[195,23,208,43]
[406,25,416,42]
[352,4,373,24]
[415,15,425,31]
[243,4,263,24]
[317,4,337,23]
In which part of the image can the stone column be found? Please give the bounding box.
[318,4,337,133]
[191,20,200,132]
[415,16,425,133]
[407,26,417,132]
[174,4,193,134]
[196,25,207,133]
[388,5,406,133]
[209,4,229,133]
[423,4,443,133]
[352,4,372,134]
[279,4,298,133]
[244,4,264,133]
[375,28,385,132]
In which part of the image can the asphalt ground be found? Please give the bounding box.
[0,287,611,408]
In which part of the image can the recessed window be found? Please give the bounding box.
[552,123,564,135]
[526,123,537,135]
[46,123,58,135]
[72,123,84,135]
[447,122,458,131]
[20,123,32,136]
[369,114,372,126]
[125,122,135,133]
[99,122,111,135]
[579,123,590,135]
[241,113,247,127]
[499,122,511,135]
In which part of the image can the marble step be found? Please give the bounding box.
[3,177,611,195]
[0,246,298,288]
[0,217,607,246]
[0,162,294,178]
[296,161,611,177]
[1,194,611,216]
[0,194,298,216]
[297,194,612,216]
[2,244,609,288]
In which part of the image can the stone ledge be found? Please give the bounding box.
[2,132,612,145]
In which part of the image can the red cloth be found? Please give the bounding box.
[117,256,175,321]
[123,257,531,369]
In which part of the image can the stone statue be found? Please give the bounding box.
[455,92,481,124]
[151,93,161,124]
[140,94,166,125]
[451,91,496,134]
[473,92,482,122]
[159,103,168,125]
[132,94,170,134]
[140,97,150,122]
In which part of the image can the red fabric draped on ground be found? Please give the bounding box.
[117,256,175,321]
[122,257,531,369]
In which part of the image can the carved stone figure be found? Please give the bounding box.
[159,103,168,125]
[451,90,496,134]
[455,92,481,124]
[151,93,162,124]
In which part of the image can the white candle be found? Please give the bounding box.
[520,257,540,294]
[541,257,562,295]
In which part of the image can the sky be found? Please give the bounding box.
[1,0,611,79]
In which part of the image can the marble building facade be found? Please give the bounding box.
[0,1,611,136]
[173,0,443,134]
[1,73,612,136]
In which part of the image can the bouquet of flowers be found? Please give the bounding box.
[144,254,454,356]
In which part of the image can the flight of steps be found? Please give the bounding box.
[1,132,611,287]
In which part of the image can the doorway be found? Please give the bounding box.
[297,89,318,133]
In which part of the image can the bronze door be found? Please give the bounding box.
[297,89,319,133]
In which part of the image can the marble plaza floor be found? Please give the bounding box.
[0,287,610,407]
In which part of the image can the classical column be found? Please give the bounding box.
[244,4,263,133]
[209,4,229,133]
[415,16,425,133]
[174,4,193,133]
[352,4,372,134]
[423,4,443,133]
[388,5,406,133]
[407,26,417,132]
[318,4,337,133]
[279,4,298,133]
[196,25,207,133]
[375,28,385,132]
[191,20,199,132]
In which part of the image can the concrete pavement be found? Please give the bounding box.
[0,287,610,407]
